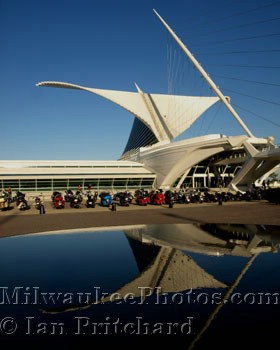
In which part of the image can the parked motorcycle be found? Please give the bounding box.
[15,191,30,210]
[86,191,98,208]
[33,195,45,212]
[135,189,150,205]
[118,191,132,206]
[64,189,74,202]
[136,194,148,206]
[52,191,65,209]
[0,191,10,211]
[99,192,113,207]
[149,191,165,205]
[70,191,83,209]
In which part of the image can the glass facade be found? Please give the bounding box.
[175,149,247,189]
[121,118,158,159]
[1,177,156,193]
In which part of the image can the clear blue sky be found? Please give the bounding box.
[1,0,280,160]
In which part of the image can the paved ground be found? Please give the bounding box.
[0,199,280,238]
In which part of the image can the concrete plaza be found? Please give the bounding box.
[0,200,279,238]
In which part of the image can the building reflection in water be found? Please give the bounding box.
[0,223,279,348]
[125,223,280,349]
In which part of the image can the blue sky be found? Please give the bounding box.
[1,0,280,160]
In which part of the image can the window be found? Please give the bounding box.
[127,178,141,187]
[19,180,36,191]
[53,180,68,190]
[2,180,19,191]
[140,178,155,187]
[68,179,84,189]
[37,180,52,190]
[98,179,113,189]
[84,179,99,189]
[113,179,128,189]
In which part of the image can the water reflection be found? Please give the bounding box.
[0,223,279,348]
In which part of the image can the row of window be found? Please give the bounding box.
[187,165,241,176]
[0,178,156,192]
[0,165,143,169]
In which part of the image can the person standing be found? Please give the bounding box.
[7,186,12,202]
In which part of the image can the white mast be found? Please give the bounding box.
[153,9,254,138]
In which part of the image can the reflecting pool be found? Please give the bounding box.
[0,223,280,348]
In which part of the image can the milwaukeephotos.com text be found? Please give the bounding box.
[0,286,279,306]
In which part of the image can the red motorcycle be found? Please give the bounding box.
[136,194,149,206]
[149,191,165,205]
[52,192,65,209]
[135,189,150,206]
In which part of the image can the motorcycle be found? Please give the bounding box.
[15,191,30,210]
[149,191,165,205]
[0,191,10,211]
[64,189,74,202]
[135,189,150,206]
[33,195,45,212]
[99,192,113,207]
[52,192,65,209]
[86,191,98,208]
[119,191,132,206]
[70,191,83,208]
[136,194,149,206]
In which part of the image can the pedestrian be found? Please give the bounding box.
[7,186,12,202]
